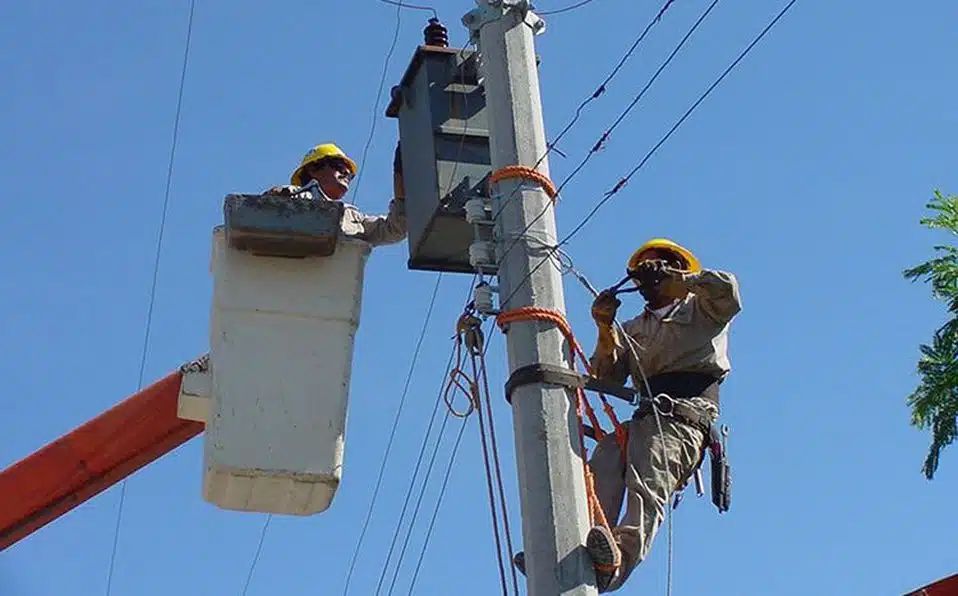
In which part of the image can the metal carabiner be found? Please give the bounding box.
[652,393,676,417]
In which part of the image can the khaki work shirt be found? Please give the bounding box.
[275,185,407,247]
[590,269,742,386]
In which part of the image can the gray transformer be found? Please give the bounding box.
[386,45,493,273]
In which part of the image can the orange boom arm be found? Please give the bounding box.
[0,371,204,550]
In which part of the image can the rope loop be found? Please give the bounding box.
[490,165,558,201]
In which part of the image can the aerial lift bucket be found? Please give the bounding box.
[180,194,370,515]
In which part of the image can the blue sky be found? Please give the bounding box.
[2,1,957,595]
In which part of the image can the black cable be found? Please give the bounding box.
[104,2,195,594]
[342,273,445,595]
[562,0,800,245]
[374,348,458,595]
[500,0,800,308]
[494,0,719,286]
[405,414,470,594]
[401,325,496,594]
[241,515,272,595]
[551,0,720,198]
[379,0,438,19]
[491,0,681,223]
[537,0,597,16]
[351,1,403,206]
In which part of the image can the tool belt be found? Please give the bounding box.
[633,395,713,434]
[640,371,721,406]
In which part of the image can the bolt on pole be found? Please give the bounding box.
[463,2,598,594]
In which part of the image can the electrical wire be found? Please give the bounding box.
[351,0,403,206]
[490,0,682,224]
[537,0,598,16]
[400,322,500,594]
[378,0,438,19]
[494,0,720,276]
[562,0,799,246]
[342,273,445,595]
[373,56,478,591]
[406,414,471,595]
[498,0,800,309]
[241,515,272,596]
[104,2,195,594]
[374,344,459,595]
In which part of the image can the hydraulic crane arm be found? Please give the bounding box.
[0,371,204,550]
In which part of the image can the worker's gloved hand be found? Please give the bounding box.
[630,259,671,289]
[393,141,403,174]
[392,142,406,200]
[264,185,294,197]
[591,290,621,326]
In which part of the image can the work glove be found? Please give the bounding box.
[392,142,406,200]
[591,290,621,327]
[630,259,674,289]
[393,141,403,174]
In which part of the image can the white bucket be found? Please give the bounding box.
[203,228,370,515]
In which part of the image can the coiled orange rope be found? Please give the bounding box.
[490,165,558,201]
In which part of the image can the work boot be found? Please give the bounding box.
[586,525,621,592]
[513,552,526,576]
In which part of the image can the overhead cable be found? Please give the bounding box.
[342,273,445,595]
[499,0,801,309]
[351,1,404,205]
[105,2,196,594]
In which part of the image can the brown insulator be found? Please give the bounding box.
[423,18,448,48]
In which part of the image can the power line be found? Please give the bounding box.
[378,0,438,19]
[350,0,403,206]
[500,0,800,308]
[397,324,498,595]
[562,0,800,245]
[551,0,720,198]
[494,0,720,286]
[374,346,458,594]
[405,412,471,594]
[537,0,598,16]
[105,1,196,594]
[241,514,272,596]
[491,0,681,223]
[377,285,483,595]
[342,272,445,594]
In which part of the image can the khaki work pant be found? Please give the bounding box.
[588,398,715,591]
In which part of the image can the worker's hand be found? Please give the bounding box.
[591,290,621,326]
[393,141,403,174]
[264,185,294,197]
[630,259,671,288]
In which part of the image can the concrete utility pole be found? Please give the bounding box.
[463,2,598,594]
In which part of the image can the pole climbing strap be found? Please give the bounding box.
[489,165,558,201]
[504,363,584,404]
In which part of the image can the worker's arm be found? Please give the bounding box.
[349,196,407,246]
[677,269,741,323]
[588,291,630,385]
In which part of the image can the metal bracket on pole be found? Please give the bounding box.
[463,1,545,44]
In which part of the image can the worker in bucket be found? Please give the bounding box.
[265,142,406,246]
[586,238,741,592]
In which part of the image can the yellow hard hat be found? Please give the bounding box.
[290,143,359,186]
[627,238,702,273]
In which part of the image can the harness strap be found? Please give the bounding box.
[633,397,713,435]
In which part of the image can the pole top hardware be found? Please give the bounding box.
[462,0,545,44]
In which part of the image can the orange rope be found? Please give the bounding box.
[495,306,627,531]
[489,165,558,200]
